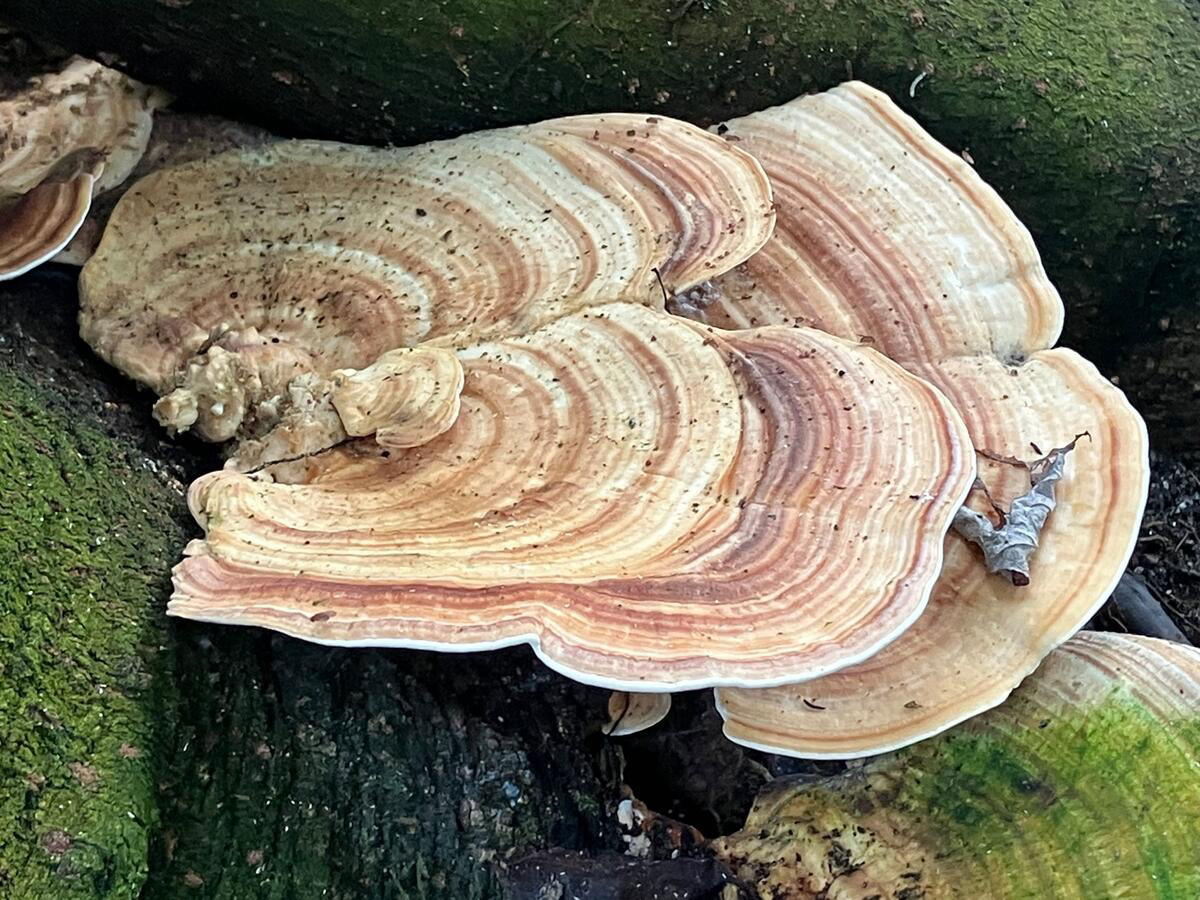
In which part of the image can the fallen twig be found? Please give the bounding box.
[1092,572,1191,645]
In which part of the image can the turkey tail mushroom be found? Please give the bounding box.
[0,56,167,280]
[0,163,97,279]
[169,302,974,691]
[78,112,774,443]
[690,83,1148,757]
[713,632,1200,900]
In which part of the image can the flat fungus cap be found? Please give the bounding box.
[169,302,974,691]
[700,83,1149,756]
[79,112,775,443]
[713,632,1200,899]
[0,159,98,280]
[0,56,166,279]
[605,692,672,737]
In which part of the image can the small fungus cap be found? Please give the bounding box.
[0,56,166,279]
[54,112,275,266]
[604,692,672,737]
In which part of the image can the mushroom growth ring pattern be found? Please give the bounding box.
[171,303,974,691]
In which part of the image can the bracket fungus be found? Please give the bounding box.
[169,302,974,690]
[698,83,1149,757]
[55,112,276,266]
[0,56,166,279]
[605,692,672,737]
[0,155,98,280]
[713,632,1200,899]
[329,346,464,451]
[79,113,775,444]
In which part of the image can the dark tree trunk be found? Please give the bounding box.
[0,269,624,899]
[147,633,624,900]
[4,0,1200,444]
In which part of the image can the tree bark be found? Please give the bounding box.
[1089,571,1191,645]
[145,632,624,900]
[0,271,193,899]
[4,0,1200,444]
[0,270,624,899]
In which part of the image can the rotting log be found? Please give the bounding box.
[0,271,193,899]
[1089,571,1191,645]
[3,0,1199,444]
[0,270,625,899]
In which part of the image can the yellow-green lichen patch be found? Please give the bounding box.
[714,633,1200,899]
[0,368,189,898]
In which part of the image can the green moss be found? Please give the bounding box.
[0,369,189,898]
[717,646,1200,898]
[900,684,1200,899]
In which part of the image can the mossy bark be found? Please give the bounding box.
[145,635,623,900]
[714,636,1200,898]
[4,0,1200,443]
[0,271,625,899]
[0,273,193,898]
